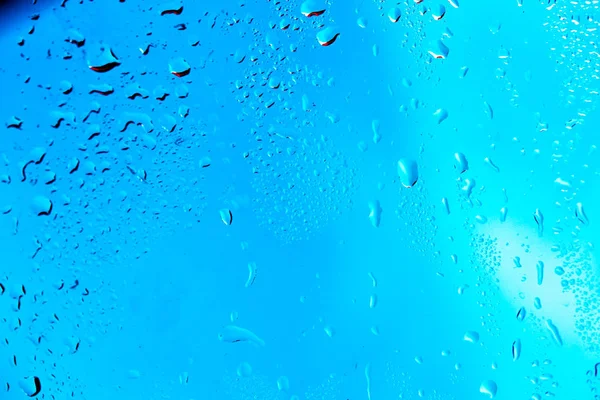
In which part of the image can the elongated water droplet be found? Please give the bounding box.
[369,294,378,309]
[245,262,257,288]
[220,209,233,225]
[512,339,521,361]
[500,207,508,222]
[483,101,494,119]
[546,320,563,347]
[576,202,589,225]
[397,158,418,188]
[533,209,544,237]
[368,201,382,228]
[368,272,378,287]
[442,197,450,214]
[534,297,542,309]
[484,157,499,172]
[372,120,381,144]
[536,261,544,285]
[365,363,372,400]
[516,306,526,322]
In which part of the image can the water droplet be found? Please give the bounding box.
[237,362,253,377]
[324,325,335,337]
[372,120,381,144]
[219,325,265,347]
[545,320,563,347]
[368,272,378,287]
[442,197,450,214]
[169,57,191,77]
[479,380,498,398]
[575,202,589,225]
[357,17,368,28]
[128,370,141,379]
[415,356,423,364]
[483,101,494,119]
[534,297,542,309]
[428,40,449,59]
[388,7,401,22]
[454,152,469,173]
[434,108,449,124]
[432,4,446,20]
[199,157,211,168]
[512,339,521,361]
[533,209,544,237]
[220,209,233,225]
[475,215,488,224]
[87,43,120,72]
[464,331,480,343]
[301,0,326,17]
[316,26,340,47]
[397,158,419,188]
[369,294,378,309]
[448,0,460,8]
[368,201,382,228]
[277,376,290,391]
[536,261,544,285]
[245,262,257,288]
[500,207,508,222]
[554,266,564,276]
[484,157,499,172]
[513,257,522,268]
[31,196,52,216]
[372,44,379,57]
[516,306,527,322]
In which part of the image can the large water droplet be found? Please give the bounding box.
[479,380,498,398]
[397,158,419,188]
[388,7,401,22]
[301,0,326,17]
[316,26,340,46]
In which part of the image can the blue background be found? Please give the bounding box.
[1,0,600,399]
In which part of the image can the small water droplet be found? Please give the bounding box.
[576,202,589,225]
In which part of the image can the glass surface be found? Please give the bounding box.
[0,0,599,399]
